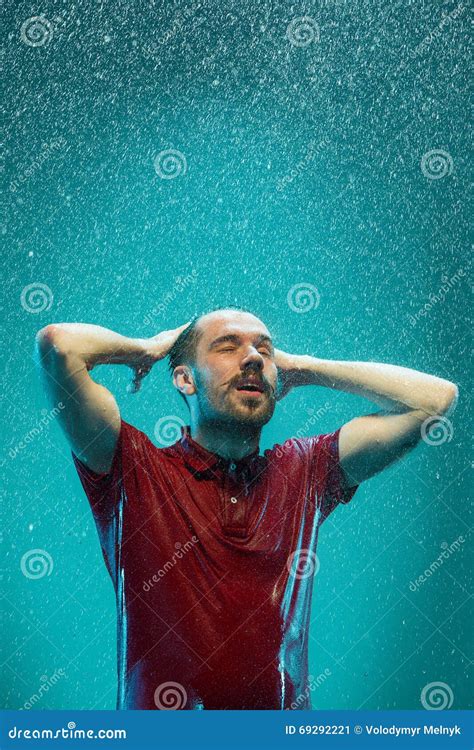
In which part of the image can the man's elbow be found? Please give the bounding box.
[436,382,459,416]
[35,325,68,364]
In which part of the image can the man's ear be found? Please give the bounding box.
[172,365,196,397]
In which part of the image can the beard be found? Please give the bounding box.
[194,369,277,430]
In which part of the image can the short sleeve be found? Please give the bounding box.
[71,419,149,522]
[300,426,359,524]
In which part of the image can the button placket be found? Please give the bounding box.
[220,468,249,535]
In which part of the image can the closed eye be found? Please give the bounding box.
[220,347,270,355]
[218,345,272,356]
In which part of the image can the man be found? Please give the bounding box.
[35,307,458,710]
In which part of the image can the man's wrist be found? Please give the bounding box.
[285,354,326,387]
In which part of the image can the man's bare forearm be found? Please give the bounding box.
[36,320,190,394]
[35,323,150,370]
[282,355,459,415]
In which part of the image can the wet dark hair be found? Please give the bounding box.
[168,304,257,409]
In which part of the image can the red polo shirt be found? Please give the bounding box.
[72,419,359,710]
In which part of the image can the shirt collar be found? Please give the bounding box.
[178,425,266,481]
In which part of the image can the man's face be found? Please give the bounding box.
[190,311,279,428]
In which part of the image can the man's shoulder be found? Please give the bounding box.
[264,429,340,462]
[120,419,183,463]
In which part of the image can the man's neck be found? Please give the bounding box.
[189,419,261,461]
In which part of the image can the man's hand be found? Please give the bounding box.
[129,321,192,393]
[273,349,312,401]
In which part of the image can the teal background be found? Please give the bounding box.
[2,0,472,711]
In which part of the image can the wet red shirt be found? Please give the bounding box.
[72,420,359,710]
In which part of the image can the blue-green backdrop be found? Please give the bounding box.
[3,0,472,711]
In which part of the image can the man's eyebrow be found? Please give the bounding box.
[208,334,274,350]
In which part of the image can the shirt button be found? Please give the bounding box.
[230,462,236,470]
[230,496,238,504]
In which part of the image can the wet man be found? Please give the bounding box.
[35,307,458,709]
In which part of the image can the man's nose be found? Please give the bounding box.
[240,348,265,371]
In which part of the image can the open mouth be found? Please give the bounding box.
[235,380,266,394]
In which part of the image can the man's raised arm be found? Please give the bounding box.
[34,322,190,474]
[273,350,459,488]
